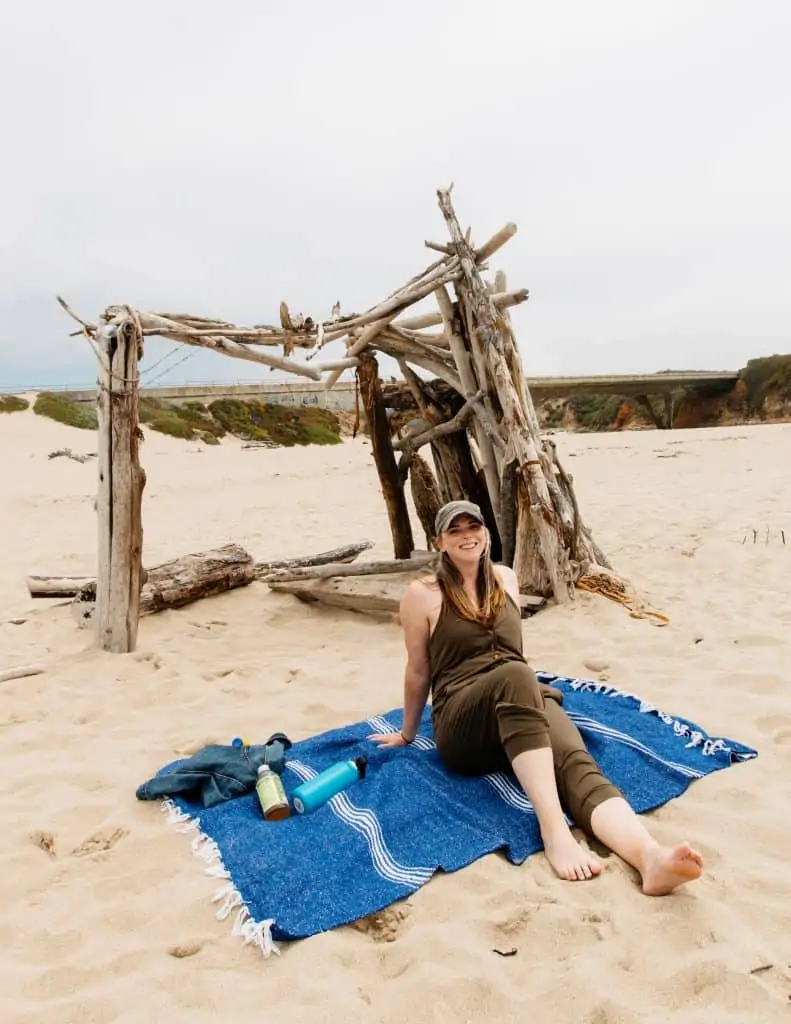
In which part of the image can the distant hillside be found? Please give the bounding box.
[12,392,344,447]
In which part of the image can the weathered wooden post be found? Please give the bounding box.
[95,312,145,652]
[408,452,442,548]
[357,352,414,559]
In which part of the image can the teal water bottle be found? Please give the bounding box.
[292,756,368,814]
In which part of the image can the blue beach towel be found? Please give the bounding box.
[158,673,757,956]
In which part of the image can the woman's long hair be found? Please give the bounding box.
[435,526,506,625]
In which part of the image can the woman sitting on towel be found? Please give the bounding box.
[369,500,703,896]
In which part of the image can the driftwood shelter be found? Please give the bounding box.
[56,186,613,654]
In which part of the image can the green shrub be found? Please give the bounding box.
[138,398,190,439]
[139,397,225,441]
[568,394,625,432]
[208,398,342,446]
[0,395,29,413]
[148,414,195,439]
[173,402,225,438]
[138,397,166,424]
[34,392,98,430]
[32,390,341,445]
[740,355,791,415]
[541,401,565,428]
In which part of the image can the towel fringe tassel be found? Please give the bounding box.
[161,799,280,958]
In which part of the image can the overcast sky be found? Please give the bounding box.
[1,0,789,390]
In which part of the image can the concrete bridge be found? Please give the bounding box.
[56,369,738,413]
[528,370,740,428]
[523,370,737,400]
[24,369,738,428]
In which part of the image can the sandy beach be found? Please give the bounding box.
[1,406,789,1023]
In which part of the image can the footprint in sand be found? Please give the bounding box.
[493,904,543,937]
[304,701,334,721]
[71,827,128,858]
[351,903,410,943]
[30,830,57,857]
[133,651,163,670]
[1,713,28,728]
[167,940,204,958]
[581,909,615,941]
[722,673,782,697]
[755,714,791,744]
[585,1000,640,1024]
[733,633,783,649]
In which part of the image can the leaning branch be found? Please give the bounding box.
[107,309,323,382]
[262,553,435,584]
[394,288,528,332]
[252,540,374,576]
[393,392,481,451]
[474,223,517,263]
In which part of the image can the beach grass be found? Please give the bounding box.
[0,395,29,413]
[208,398,342,446]
[33,392,98,430]
[138,398,226,442]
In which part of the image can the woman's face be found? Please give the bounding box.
[437,515,486,566]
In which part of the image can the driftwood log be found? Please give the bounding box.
[263,553,435,584]
[252,540,374,576]
[28,541,375,599]
[408,453,443,548]
[269,576,546,620]
[27,575,96,599]
[268,580,407,619]
[357,351,414,559]
[71,541,379,623]
[72,543,255,626]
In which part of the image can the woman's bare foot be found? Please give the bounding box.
[542,828,603,881]
[640,841,704,896]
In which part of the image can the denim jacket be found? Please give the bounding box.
[136,733,292,808]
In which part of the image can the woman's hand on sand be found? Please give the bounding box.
[367,731,410,748]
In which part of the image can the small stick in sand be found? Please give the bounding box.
[48,448,97,464]
[0,664,45,683]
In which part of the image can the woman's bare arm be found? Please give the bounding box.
[494,564,520,604]
[398,581,434,742]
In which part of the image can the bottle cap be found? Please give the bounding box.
[354,755,368,779]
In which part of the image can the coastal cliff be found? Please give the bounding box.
[537,354,791,432]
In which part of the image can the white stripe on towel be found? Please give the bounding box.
[567,713,704,779]
[286,759,434,889]
[367,715,434,751]
[366,717,536,815]
[481,772,535,813]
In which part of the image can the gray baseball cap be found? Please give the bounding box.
[434,500,485,537]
